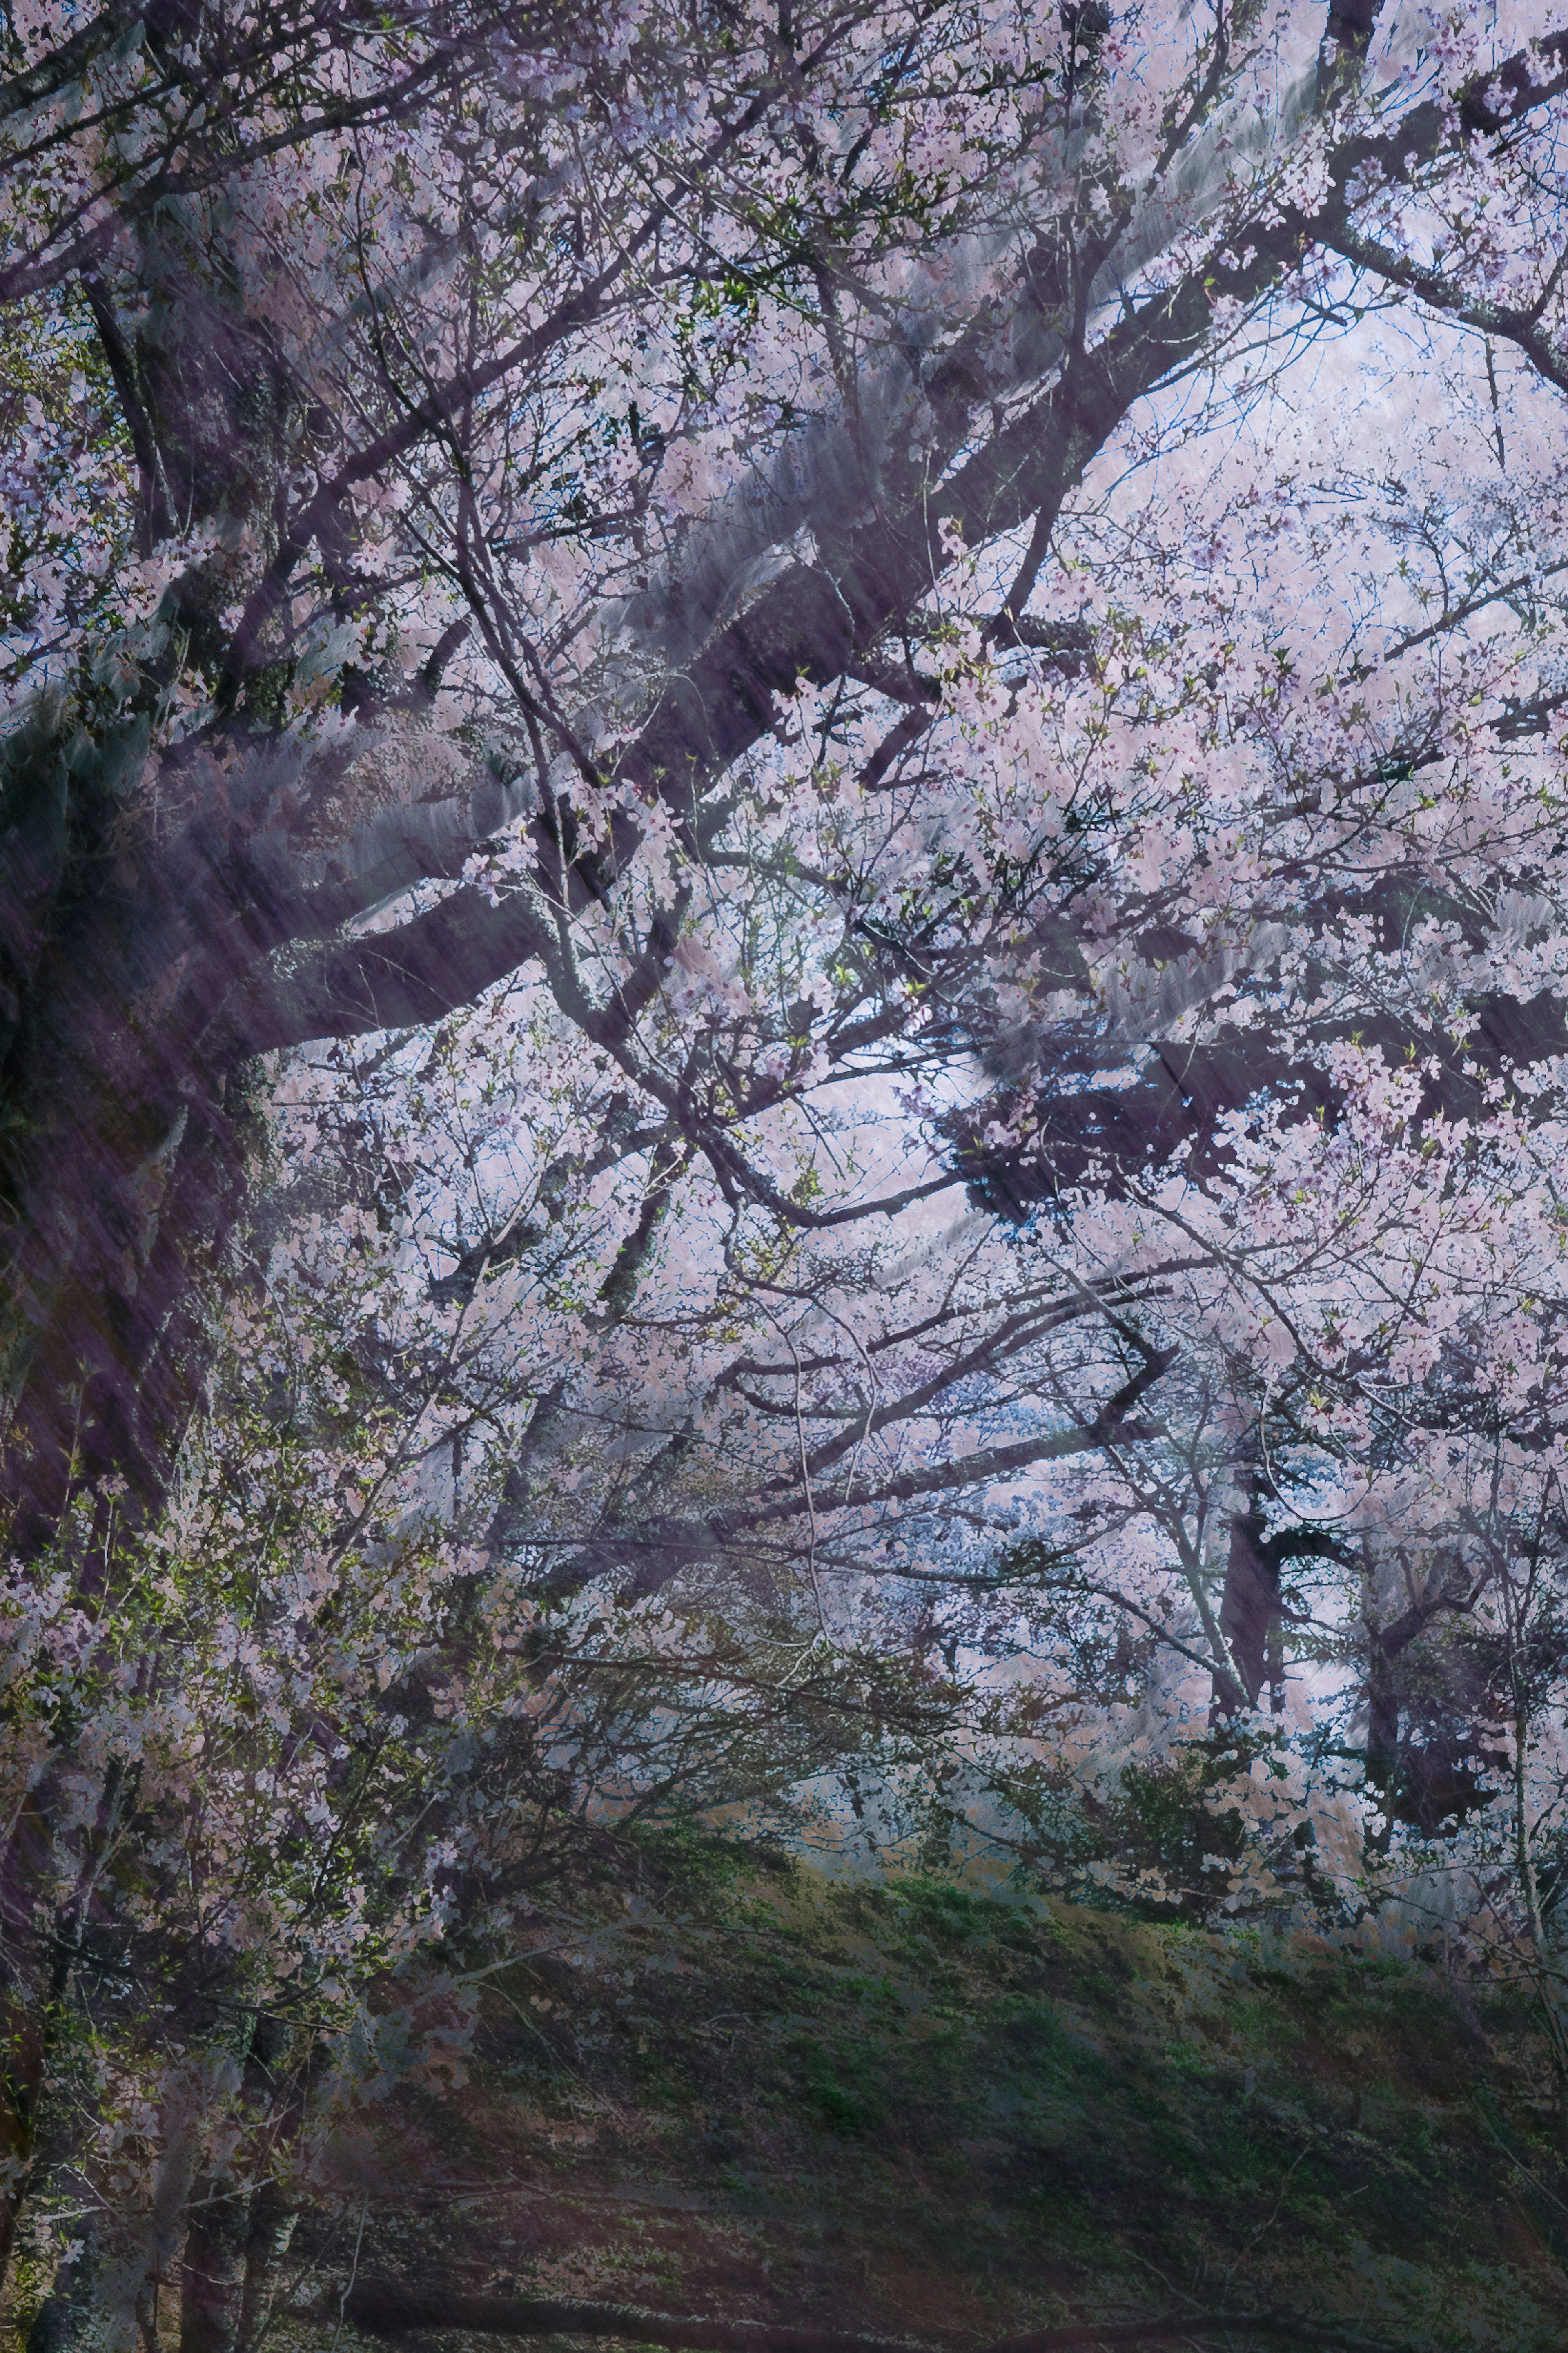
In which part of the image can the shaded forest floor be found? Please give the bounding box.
[276,1839,1568,2353]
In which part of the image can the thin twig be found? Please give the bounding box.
[330,2199,370,2353]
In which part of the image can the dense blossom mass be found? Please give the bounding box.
[4,0,1568,2342]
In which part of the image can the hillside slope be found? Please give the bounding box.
[276,1843,1568,2353]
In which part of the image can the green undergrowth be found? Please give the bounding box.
[312,1833,1568,2353]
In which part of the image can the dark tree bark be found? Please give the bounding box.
[180,2179,251,2353]
[1348,1545,1518,1847]
[234,2183,296,2353]
[1218,1472,1281,1718]
[26,2236,101,2353]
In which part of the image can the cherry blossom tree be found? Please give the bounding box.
[0,0,1559,1552]
[9,0,1568,2341]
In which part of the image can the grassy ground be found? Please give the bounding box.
[276,1836,1568,2353]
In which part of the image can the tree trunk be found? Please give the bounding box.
[27,2236,105,2353]
[0,1903,102,2308]
[1215,1468,1281,1717]
[23,2224,156,2353]
[0,184,318,1568]
[0,1980,48,2292]
[180,2180,252,2353]
[1363,1638,1399,1859]
[234,2184,296,2353]
[0,701,258,1571]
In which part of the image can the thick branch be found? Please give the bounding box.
[1322,223,1568,399]
[247,42,1568,1049]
